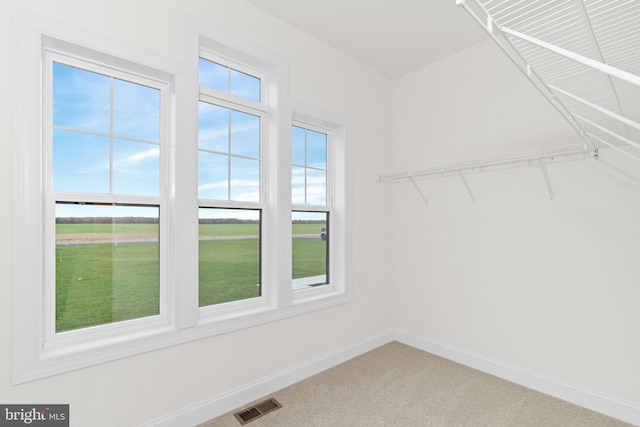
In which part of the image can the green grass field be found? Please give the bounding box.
[56,222,327,332]
[56,242,160,332]
[56,223,159,235]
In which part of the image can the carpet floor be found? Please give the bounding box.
[199,341,632,427]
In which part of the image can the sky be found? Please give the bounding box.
[53,59,328,221]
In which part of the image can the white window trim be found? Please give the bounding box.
[290,102,352,306]
[41,42,174,353]
[12,10,351,385]
[186,17,288,323]
[12,9,183,384]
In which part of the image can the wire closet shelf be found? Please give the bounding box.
[378,0,640,195]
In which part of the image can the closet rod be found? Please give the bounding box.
[377,144,593,183]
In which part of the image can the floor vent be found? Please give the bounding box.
[233,398,282,425]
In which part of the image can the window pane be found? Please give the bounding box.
[230,110,260,158]
[307,130,327,169]
[199,208,261,307]
[199,58,261,103]
[113,78,160,142]
[53,129,109,193]
[53,62,110,133]
[306,169,327,205]
[198,58,228,92]
[292,166,306,205]
[198,102,229,153]
[55,203,160,332]
[292,126,305,166]
[292,211,328,289]
[230,157,260,202]
[291,126,328,206]
[230,68,260,102]
[113,139,160,196]
[198,152,228,200]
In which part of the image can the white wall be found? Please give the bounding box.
[1,1,394,425]
[5,1,638,424]
[392,39,640,406]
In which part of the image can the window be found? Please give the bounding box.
[39,40,174,353]
[13,14,350,383]
[49,59,166,335]
[198,208,261,307]
[13,22,178,382]
[197,55,266,308]
[290,103,351,306]
[292,125,330,289]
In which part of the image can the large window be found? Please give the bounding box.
[44,46,171,341]
[197,55,266,308]
[13,15,350,383]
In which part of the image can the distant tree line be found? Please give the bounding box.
[56,217,159,224]
[291,220,326,224]
[199,218,259,224]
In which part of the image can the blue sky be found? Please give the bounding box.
[53,60,328,220]
[292,126,327,206]
[53,62,160,218]
[199,58,260,102]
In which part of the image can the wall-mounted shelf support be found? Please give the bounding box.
[409,176,429,207]
[457,170,476,204]
[539,158,553,200]
[585,132,640,163]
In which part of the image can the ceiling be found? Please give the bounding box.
[245,0,489,79]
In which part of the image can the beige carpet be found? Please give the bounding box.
[199,342,632,427]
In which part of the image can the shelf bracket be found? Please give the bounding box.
[539,159,554,200]
[409,176,429,207]
[457,170,476,204]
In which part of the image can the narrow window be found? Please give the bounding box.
[197,56,266,307]
[292,125,330,289]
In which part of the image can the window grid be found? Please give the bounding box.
[292,123,331,209]
[197,54,266,309]
[197,99,264,203]
[14,17,350,383]
[44,49,170,340]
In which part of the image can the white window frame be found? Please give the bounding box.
[196,52,269,318]
[13,11,351,384]
[290,103,352,306]
[13,11,181,384]
[187,22,287,323]
[41,41,174,353]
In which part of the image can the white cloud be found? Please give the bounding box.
[114,147,160,171]
[197,179,259,192]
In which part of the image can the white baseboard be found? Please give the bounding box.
[141,328,640,426]
[393,329,640,426]
[140,330,395,427]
